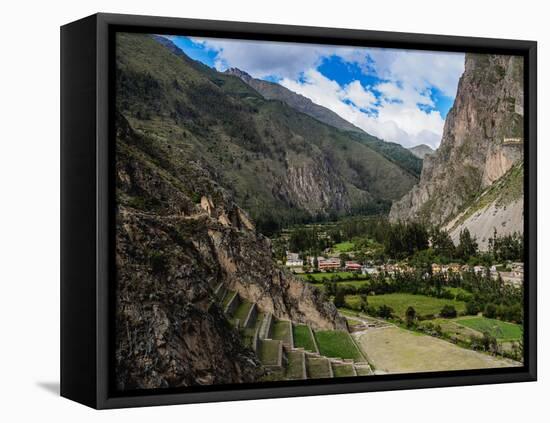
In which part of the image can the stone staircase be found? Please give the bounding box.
[217,287,373,380]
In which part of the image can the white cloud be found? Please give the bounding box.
[281,70,446,149]
[188,37,465,148]
[190,37,335,79]
[343,81,377,110]
[366,49,464,98]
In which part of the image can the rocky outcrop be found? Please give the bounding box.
[115,115,345,390]
[274,156,365,216]
[390,54,524,233]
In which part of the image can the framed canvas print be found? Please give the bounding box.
[60,13,537,409]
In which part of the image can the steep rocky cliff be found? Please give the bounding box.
[115,108,346,389]
[389,53,524,244]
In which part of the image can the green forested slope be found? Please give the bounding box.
[116,33,418,234]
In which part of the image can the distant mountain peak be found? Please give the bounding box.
[225,66,365,134]
[408,144,435,159]
[225,67,253,82]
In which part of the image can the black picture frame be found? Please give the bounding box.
[61,12,537,409]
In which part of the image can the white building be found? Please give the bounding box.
[361,266,379,275]
[285,252,303,267]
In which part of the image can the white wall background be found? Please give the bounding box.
[0,0,546,421]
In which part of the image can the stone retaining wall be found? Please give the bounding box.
[224,292,240,316]
[308,325,320,354]
[288,321,294,349]
[243,303,257,329]
[259,313,273,339]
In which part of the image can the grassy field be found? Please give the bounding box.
[446,287,474,301]
[293,325,317,352]
[456,317,522,341]
[356,326,519,374]
[333,241,355,253]
[310,280,370,292]
[271,320,292,345]
[300,272,364,282]
[285,351,305,380]
[348,293,466,318]
[306,357,332,379]
[421,318,480,345]
[332,364,355,377]
[314,330,363,361]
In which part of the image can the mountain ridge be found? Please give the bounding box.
[224,67,364,133]
[389,53,524,247]
[117,33,418,234]
[224,67,423,177]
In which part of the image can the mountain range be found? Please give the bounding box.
[224,67,423,177]
[117,34,420,235]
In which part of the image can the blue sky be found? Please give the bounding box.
[167,35,465,149]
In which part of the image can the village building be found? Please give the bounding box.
[285,252,303,267]
[431,263,444,274]
[511,262,524,278]
[500,271,523,287]
[473,265,486,275]
[448,263,461,273]
[318,257,340,271]
[361,265,379,275]
[345,261,362,271]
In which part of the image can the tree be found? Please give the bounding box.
[440,304,457,318]
[465,301,480,316]
[333,288,346,308]
[405,306,417,327]
[484,303,497,319]
[431,228,456,259]
[482,332,499,354]
[359,294,368,312]
[489,229,524,262]
[323,281,336,297]
[339,253,350,268]
[328,228,342,244]
[384,221,429,258]
[457,228,478,260]
[377,304,394,319]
